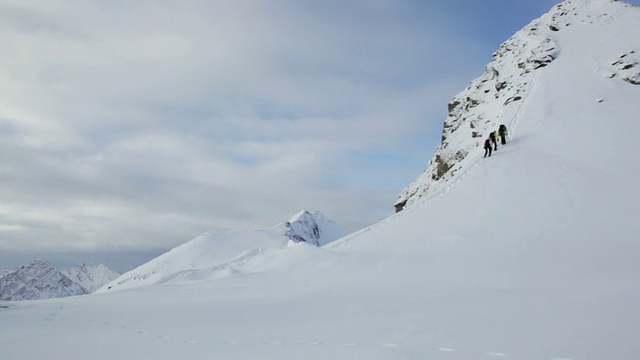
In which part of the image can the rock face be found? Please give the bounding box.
[611,50,640,84]
[284,210,349,246]
[61,264,121,293]
[0,259,89,301]
[395,0,640,212]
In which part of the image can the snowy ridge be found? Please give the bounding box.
[62,264,120,293]
[395,0,639,211]
[0,259,88,301]
[99,210,350,292]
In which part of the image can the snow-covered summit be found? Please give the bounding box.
[99,210,351,292]
[0,259,88,301]
[395,0,640,211]
[61,263,121,293]
[285,210,350,246]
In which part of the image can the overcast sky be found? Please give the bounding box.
[2,0,637,271]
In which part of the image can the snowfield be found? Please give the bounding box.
[1,0,640,359]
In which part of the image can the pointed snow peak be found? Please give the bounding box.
[62,263,120,293]
[288,210,327,224]
[284,210,349,247]
[285,210,323,246]
[18,259,57,276]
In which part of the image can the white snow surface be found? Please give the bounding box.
[2,1,640,359]
[61,264,120,293]
[98,210,351,292]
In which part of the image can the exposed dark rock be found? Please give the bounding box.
[448,100,461,114]
[504,96,523,105]
[434,155,451,181]
[623,76,640,85]
[394,200,407,213]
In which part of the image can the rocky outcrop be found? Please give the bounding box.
[284,210,347,247]
[611,50,640,85]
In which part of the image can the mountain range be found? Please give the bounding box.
[0,260,119,301]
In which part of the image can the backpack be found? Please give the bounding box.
[499,124,507,134]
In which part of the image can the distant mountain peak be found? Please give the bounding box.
[0,259,88,301]
[285,210,340,246]
[62,263,120,293]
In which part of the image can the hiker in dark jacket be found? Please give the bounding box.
[499,124,508,145]
[484,137,493,157]
[491,131,499,150]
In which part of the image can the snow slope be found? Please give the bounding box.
[1,1,640,359]
[395,0,640,211]
[62,264,120,293]
[99,210,350,292]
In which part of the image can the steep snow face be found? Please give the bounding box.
[395,0,640,211]
[0,259,88,301]
[99,211,350,292]
[61,264,120,293]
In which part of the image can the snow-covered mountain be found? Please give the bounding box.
[2,1,640,359]
[395,0,640,211]
[100,210,351,292]
[0,259,89,301]
[0,269,11,278]
[61,264,121,293]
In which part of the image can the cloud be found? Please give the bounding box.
[0,0,506,255]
